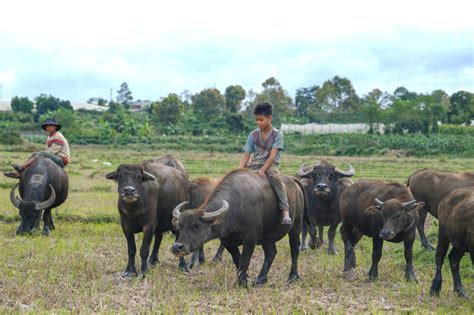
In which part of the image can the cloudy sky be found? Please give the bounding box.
[0,0,472,102]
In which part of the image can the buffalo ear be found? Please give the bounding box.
[105,171,117,180]
[407,202,425,212]
[364,205,381,215]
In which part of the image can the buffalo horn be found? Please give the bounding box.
[143,171,156,181]
[401,200,417,209]
[9,183,22,208]
[201,200,229,222]
[172,201,189,222]
[35,185,56,210]
[374,198,384,206]
[335,162,355,177]
[296,164,313,178]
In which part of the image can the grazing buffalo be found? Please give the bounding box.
[407,169,474,250]
[105,156,189,277]
[171,169,306,287]
[340,180,424,281]
[430,187,474,298]
[8,157,69,235]
[296,160,354,254]
[187,177,225,267]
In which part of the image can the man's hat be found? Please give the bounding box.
[41,118,62,131]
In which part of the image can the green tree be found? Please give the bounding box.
[155,93,184,125]
[224,85,246,112]
[11,96,34,113]
[393,86,417,101]
[449,91,474,125]
[315,76,360,112]
[116,82,133,106]
[192,88,226,120]
[295,85,319,119]
[35,94,73,116]
[249,77,293,119]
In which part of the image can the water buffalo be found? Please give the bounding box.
[407,169,474,250]
[171,169,306,287]
[430,187,474,298]
[8,157,69,235]
[296,160,354,254]
[105,156,189,277]
[340,180,424,281]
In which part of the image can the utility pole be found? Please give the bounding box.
[0,84,2,100]
[110,88,113,102]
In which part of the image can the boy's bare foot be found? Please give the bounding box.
[281,209,292,225]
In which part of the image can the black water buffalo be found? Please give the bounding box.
[407,169,474,250]
[296,160,354,254]
[105,156,189,277]
[340,180,424,281]
[430,187,474,298]
[8,157,69,235]
[171,169,306,287]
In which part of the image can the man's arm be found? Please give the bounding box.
[239,152,251,168]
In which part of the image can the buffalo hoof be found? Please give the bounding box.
[405,273,418,283]
[299,243,308,252]
[179,264,191,274]
[148,256,159,266]
[237,279,248,288]
[41,229,51,236]
[368,274,378,282]
[422,241,435,251]
[455,286,468,299]
[253,278,267,288]
[327,247,337,255]
[122,270,138,278]
[288,274,300,283]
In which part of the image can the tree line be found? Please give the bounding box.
[6,76,474,139]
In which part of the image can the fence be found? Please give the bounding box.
[281,123,385,134]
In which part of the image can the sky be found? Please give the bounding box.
[0,0,473,103]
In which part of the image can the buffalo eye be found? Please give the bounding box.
[136,173,142,180]
[193,221,201,229]
[395,213,401,219]
[117,173,123,179]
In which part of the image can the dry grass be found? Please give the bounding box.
[0,145,472,313]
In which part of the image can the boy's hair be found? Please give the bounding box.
[254,102,273,117]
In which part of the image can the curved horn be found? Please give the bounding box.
[374,198,384,206]
[335,162,355,177]
[35,184,56,210]
[9,183,22,208]
[201,200,229,222]
[296,164,313,178]
[172,201,188,222]
[143,171,156,181]
[401,200,417,209]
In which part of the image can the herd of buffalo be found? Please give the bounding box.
[5,155,474,298]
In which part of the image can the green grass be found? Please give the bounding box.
[0,145,473,312]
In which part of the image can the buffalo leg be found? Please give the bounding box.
[327,223,338,255]
[448,246,468,298]
[417,207,434,250]
[288,226,301,282]
[300,222,308,251]
[189,246,205,269]
[212,242,225,262]
[403,233,417,282]
[368,237,383,281]
[148,230,163,266]
[122,228,137,277]
[223,244,241,269]
[237,243,255,287]
[42,209,53,236]
[430,227,449,296]
[318,225,324,247]
[341,224,357,271]
[139,225,155,275]
[254,243,277,287]
[307,223,317,250]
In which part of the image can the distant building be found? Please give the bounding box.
[0,100,107,112]
[129,100,152,112]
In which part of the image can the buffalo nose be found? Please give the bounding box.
[171,243,185,253]
[123,186,136,195]
[316,183,327,190]
[379,229,395,240]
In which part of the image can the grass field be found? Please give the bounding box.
[0,144,473,312]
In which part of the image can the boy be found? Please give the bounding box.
[239,102,291,224]
[4,118,71,178]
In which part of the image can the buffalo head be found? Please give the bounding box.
[10,182,56,234]
[171,200,229,257]
[105,164,156,205]
[297,160,354,198]
[368,198,424,240]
